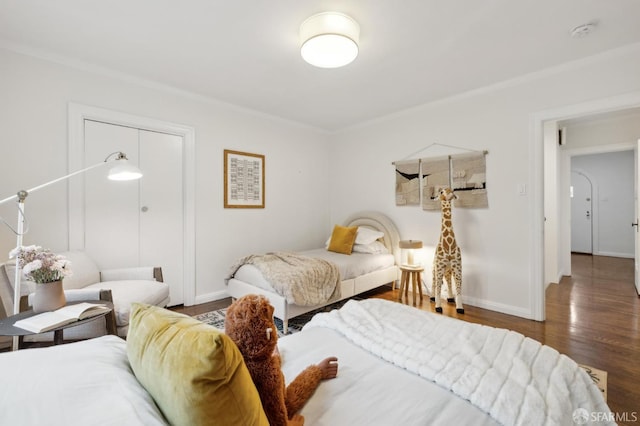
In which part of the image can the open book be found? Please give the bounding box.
[14,302,110,333]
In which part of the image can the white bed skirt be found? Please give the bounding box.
[227,264,398,331]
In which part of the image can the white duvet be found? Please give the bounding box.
[231,249,395,296]
[0,336,167,426]
[227,251,340,305]
[303,299,614,426]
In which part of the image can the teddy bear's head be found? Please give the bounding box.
[225,294,278,360]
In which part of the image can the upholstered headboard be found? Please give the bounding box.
[343,211,401,265]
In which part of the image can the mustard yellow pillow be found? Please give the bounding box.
[126,303,269,426]
[327,225,358,254]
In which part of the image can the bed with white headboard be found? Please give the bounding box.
[226,211,401,332]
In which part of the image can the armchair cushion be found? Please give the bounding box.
[60,251,100,290]
[85,280,170,328]
[100,267,156,282]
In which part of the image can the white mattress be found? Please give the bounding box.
[0,336,167,426]
[278,326,499,426]
[233,248,395,292]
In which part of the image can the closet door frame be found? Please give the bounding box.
[67,102,196,306]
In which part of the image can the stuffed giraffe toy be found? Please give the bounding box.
[431,187,464,314]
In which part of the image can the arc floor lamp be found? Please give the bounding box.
[0,151,142,350]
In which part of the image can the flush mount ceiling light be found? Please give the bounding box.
[300,12,360,68]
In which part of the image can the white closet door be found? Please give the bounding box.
[84,120,140,267]
[139,130,184,305]
[83,120,184,306]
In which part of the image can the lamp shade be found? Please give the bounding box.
[399,240,423,250]
[399,239,422,267]
[108,160,143,181]
[300,12,360,68]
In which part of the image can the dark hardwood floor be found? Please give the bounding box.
[170,297,232,316]
[173,253,639,424]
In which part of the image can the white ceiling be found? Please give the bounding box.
[1,0,640,131]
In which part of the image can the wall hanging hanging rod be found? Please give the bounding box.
[392,143,488,165]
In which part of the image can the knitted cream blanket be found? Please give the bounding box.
[305,299,613,426]
[227,251,340,306]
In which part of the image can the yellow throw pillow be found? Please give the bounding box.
[126,303,269,426]
[327,225,358,254]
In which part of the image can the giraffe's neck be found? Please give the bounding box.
[439,202,455,242]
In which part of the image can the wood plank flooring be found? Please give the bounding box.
[173,253,639,423]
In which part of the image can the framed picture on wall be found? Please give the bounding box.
[224,149,265,208]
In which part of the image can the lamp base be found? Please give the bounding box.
[400,263,423,269]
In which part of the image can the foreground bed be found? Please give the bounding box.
[0,299,612,426]
[227,211,401,332]
[286,299,613,425]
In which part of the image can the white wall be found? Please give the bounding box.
[543,121,561,286]
[571,151,634,258]
[330,44,640,318]
[3,43,640,317]
[0,48,331,304]
[563,110,640,149]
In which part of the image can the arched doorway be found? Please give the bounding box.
[570,170,593,254]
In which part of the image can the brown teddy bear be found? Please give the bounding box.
[225,294,338,426]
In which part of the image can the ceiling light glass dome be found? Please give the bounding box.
[300,12,360,68]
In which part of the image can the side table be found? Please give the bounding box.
[398,265,424,305]
[0,300,117,349]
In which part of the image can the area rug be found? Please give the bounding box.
[192,297,360,337]
[578,364,608,402]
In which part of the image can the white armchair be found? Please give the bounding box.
[0,250,170,343]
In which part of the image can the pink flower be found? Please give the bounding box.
[9,246,72,284]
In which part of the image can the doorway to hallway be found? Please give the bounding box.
[570,170,593,254]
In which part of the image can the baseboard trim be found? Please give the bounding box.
[594,251,634,259]
[462,295,534,320]
[193,290,230,306]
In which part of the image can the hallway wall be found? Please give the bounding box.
[571,151,634,257]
